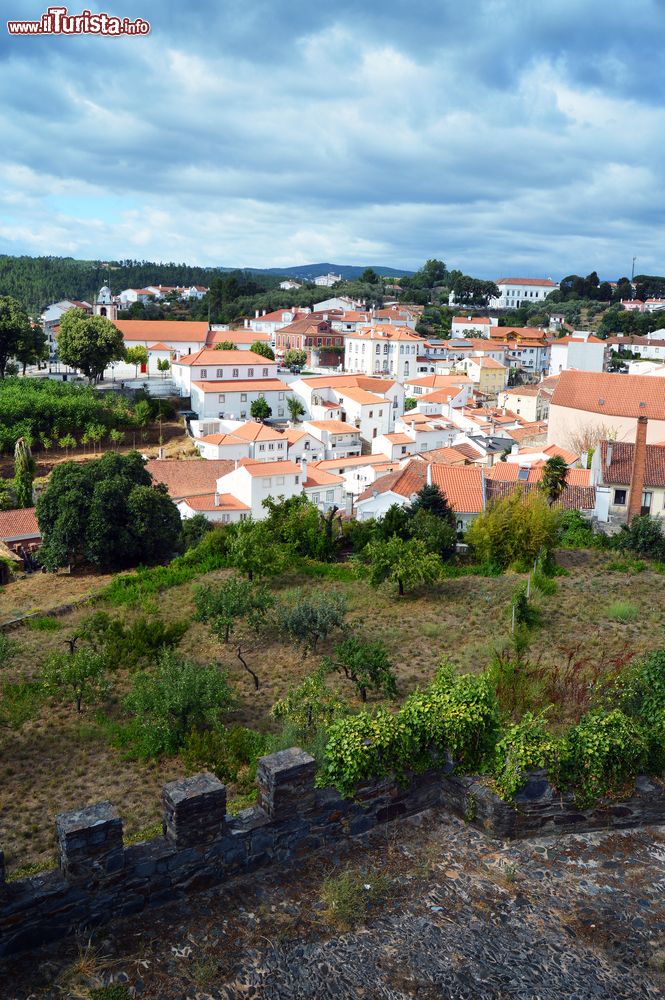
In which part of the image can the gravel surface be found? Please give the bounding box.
[4,809,665,999]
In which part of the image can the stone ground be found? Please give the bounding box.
[4,810,665,999]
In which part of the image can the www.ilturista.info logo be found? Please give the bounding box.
[7,6,150,35]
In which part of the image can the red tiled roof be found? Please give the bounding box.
[113,320,209,344]
[180,493,250,512]
[497,278,558,287]
[0,507,40,541]
[599,440,665,487]
[191,378,289,392]
[551,371,665,420]
[146,459,234,499]
[357,461,485,512]
[485,479,595,510]
[236,459,301,477]
[174,350,273,367]
[306,420,361,435]
[486,464,591,486]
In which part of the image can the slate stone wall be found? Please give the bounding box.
[1,749,664,957]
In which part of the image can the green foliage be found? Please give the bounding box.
[466,488,561,570]
[558,509,600,549]
[262,494,340,561]
[271,666,348,743]
[492,711,560,799]
[283,348,307,368]
[181,512,214,550]
[286,395,306,422]
[404,397,417,411]
[512,585,540,628]
[57,309,126,382]
[250,340,275,360]
[278,588,347,652]
[102,525,230,606]
[539,455,568,505]
[194,575,273,642]
[0,632,17,665]
[325,633,397,702]
[181,724,270,788]
[122,650,234,758]
[615,515,665,561]
[250,397,272,421]
[409,508,457,559]
[320,865,391,931]
[77,611,187,670]
[0,295,32,379]
[318,708,408,797]
[42,648,109,713]
[225,519,285,580]
[125,345,148,374]
[0,679,45,728]
[366,535,441,596]
[0,477,14,510]
[557,710,647,808]
[27,615,62,631]
[13,437,35,508]
[606,600,639,622]
[37,451,182,571]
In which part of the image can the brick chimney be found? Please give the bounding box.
[627,417,648,522]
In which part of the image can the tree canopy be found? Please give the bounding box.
[0,295,33,379]
[57,308,126,382]
[36,451,182,571]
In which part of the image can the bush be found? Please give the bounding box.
[181,725,269,788]
[122,651,234,758]
[467,489,561,569]
[77,611,188,670]
[278,589,347,652]
[492,712,560,799]
[27,615,62,631]
[318,708,408,798]
[615,514,665,560]
[557,709,646,807]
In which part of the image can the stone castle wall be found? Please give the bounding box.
[1,748,664,957]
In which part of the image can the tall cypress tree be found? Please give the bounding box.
[14,436,35,509]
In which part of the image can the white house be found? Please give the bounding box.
[548,335,606,376]
[300,460,346,512]
[491,278,558,309]
[355,460,486,529]
[171,349,278,397]
[279,280,303,290]
[314,273,342,287]
[344,325,427,380]
[302,420,362,459]
[214,459,304,519]
[190,378,292,421]
[118,288,154,306]
[285,427,327,462]
[450,316,498,337]
[192,420,290,462]
[290,374,404,443]
[497,386,548,423]
[309,454,398,498]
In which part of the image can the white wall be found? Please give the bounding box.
[190,384,291,420]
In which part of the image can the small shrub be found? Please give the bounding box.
[557,709,646,807]
[0,679,45,728]
[181,725,269,787]
[27,615,61,631]
[493,711,561,800]
[320,866,391,930]
[0,632,18,666]
[606,600,638,623]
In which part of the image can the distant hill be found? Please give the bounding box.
[0,254,413,312]
[245,262,413,280]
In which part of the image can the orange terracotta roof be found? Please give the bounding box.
[207,329,271,344]
[236,459,301,477]
[146,459,234,499]
[196,433,245,446]
[298,374,396,393]
[191,378,289,392]
[486,464,591,486]
[430,465,485,512]
[174,349,273,367]
[384,433,414,444]
[552,335,604,344]
[599,440,665,487]
[113,320,209,343]
[228,421,285,442]
[180,493,250,512]
[551,371,665,420]
[0,507,40,541]
[303,467,344,487]
[406,375,471,389]
[497,278,558,286]
[313,454,392,470]
[147,342,172,352]
[349,325,426,342]
[334,386,386,405]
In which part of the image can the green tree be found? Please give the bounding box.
[540,455,569,505]
[271,665,348,741]
[287,396,306,423]
[404,397,417,411]
[125,345,149,377]
[409,508,457,559]
[250,340,275,360]
[361,268,381,284]
[57,309,125,382]
[42,647,108,714]
[109,428,125,450]
[262,493,340,561]
[278,589,347,652]
[58,433,77,457]
[324,634,397,702]
[284,348,307,368]
[123,650,234,757]
[181,512,213,550]
[13,436,35,509]
[226,519,284,580]
[0,478,13,510]
[157,357,171,378]
[14,323,48,375]
[366,536,441,596]
[466,488,561,569]
[250,397,272,421]
[37,451,182,571]
[215,340,235,351]
[0,296,32,379]
[194,575,274,643]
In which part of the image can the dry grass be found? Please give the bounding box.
[0,548,663,874]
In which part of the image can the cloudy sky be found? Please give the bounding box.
[1,0,664,276]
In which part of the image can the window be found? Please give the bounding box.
[378,409,383,416]
[325,490,334,502]
[268,443,274,450]
[258,444,265,452]
[276,476,285,486]
[295,475,299,484]
[304,441,310,449]
[369,410,373,418]
[278,392,284,400]
[240,393,247,402]
[216,368,223,378]
[312,492,320,504]
[401,446,407,454]
[240,513,249,521]
[262,477,271,487]
[376,345,380,354]
[233,368,239,377]
[278,407,284,416]
[248,367,254,377]
[200,368,207,378]
[240,410,246,418]
[222,513,231,523]
[614,489,627,505]
[263,368,269,376]
[218,394,225,403]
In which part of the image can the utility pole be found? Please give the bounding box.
[631,256,637,282]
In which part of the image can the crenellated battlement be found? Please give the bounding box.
[2,749,665,958]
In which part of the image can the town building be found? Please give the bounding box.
[548,371,665,449]
[491,278,558,309]
[548,335,606,376]
[344,326,426,380]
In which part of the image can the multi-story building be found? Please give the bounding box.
[491,278,558,309]
[344,325,426,380]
